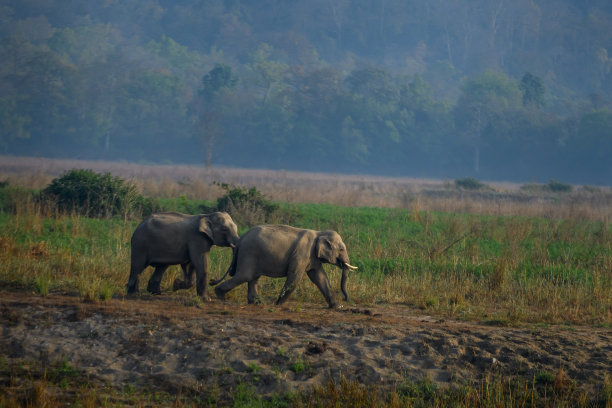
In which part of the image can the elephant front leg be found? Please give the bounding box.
[193,253,211,301]
[307,268,338,308]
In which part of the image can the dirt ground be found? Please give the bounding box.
[1,290,611,402]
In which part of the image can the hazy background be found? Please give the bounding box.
[1,0,611,185]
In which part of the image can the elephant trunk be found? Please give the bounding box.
[339,262,356,302]
[341,267,349,301]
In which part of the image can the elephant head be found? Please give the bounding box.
[316,231,358,301]
[200,212,239,248]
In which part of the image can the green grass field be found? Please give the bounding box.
[1,190,610,327]
[2,171,612,407]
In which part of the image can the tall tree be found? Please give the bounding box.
[194,63,238,168]
[454,71,521,174]
[519,72,545,108]
[569,108,612,182]
[245,43,289,107]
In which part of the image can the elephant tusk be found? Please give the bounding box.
[343,263,358,270]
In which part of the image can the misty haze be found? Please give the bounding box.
[1,0,612,184]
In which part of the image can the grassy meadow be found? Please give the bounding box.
[0,166,611,326]
[1,159,612,407]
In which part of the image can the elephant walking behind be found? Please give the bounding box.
[126,212,239,300]
[212,225,357,308]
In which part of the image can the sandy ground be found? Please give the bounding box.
[1,290,611,401]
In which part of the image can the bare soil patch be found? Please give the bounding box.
[1,290,610,401]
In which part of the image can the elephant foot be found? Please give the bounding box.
[327,301,342,309]
[248,297,262,305]
[214,286,226,300]
[147,283,162,295]
[172,279,182,291]
[126,281,139,294]
[173,279,190,291]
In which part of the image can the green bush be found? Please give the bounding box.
[43,169,152,218]
[214,183,279,227]
[520,180,573,193]
[455,177,487,190]
[547,179,572,193]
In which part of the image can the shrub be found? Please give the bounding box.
[547,179,572,193]
[520,180,573,193]
[455,177,487,191]
[290,355,306,374]
[43,169,152,218]
[214,183,279,227]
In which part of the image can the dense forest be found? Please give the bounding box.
[1,0,612,184]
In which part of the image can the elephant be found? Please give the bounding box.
[126,211,239,300]
[211,225,358,308]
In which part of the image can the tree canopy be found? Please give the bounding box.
[1,0,612,184]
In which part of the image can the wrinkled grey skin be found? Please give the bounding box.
[126,212,239,300]
[212,225,356,308]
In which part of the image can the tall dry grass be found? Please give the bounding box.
[2,155,612,221]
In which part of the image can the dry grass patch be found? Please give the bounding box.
[3,155,612,221]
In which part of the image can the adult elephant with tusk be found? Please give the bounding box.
[210,225,358,308]
[126,212,239,300]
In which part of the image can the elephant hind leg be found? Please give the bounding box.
[215,275,248,301]
[275,270,304,305]
[127,258,147,294]
[247,278,261,304]
[147,265,168,295]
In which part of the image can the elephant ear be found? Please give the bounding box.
[316,236,334,264]
[198,216,214,243]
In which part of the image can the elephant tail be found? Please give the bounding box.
[209,246,238,285]
[209,267,230,286]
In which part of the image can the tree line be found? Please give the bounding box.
[1,0,611,184]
